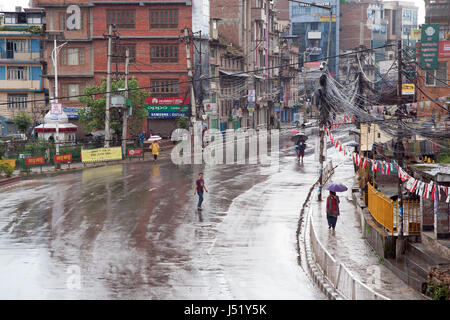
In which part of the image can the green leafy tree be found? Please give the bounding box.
[176,115,190,129]
[13,111,33,136]
[78,78,149,138]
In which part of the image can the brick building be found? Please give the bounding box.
[32,0,94,136]
[416,0,450,119]
[90,0,192,137]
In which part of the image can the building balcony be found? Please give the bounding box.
[0,79,41,91]
[0,51,40,62]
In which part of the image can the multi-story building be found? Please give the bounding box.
[0,7,46,136]
[32,0,94,135]
[289,0,340,77]
[279,37,300,122]
[210,0,279,129]
[90,1,192,136]
[416,0,450,118]
[209,19,246,131]
[33,0,192,137]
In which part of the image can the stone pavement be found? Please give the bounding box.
[309,151,426,299]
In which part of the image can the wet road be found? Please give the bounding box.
[0,130,324,299]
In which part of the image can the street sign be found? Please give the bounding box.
[402,84,415,95]
[127,148,143,158]
[420,24,439,69]
[111,95,125,108]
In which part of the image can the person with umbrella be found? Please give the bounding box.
[150,139,161,162]
[324,183,347,230]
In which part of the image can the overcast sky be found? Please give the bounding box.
[2,0,426,25]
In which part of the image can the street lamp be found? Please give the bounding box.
[51,38,67,155]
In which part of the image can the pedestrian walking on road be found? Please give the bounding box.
[326,191,340,230]
[194,172,208,210]
[151,140,160,162]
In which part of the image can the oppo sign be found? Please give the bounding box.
[66,5,81,30]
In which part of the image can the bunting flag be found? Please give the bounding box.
[408,179,419,193]
[431,185,437,201]
[418,181,425,197]
[386,162,390,175]
[381,161,385,174]
[424,183,429,199]
[363,157,368,168]
[339,143,342,152]
[358,155,362,166]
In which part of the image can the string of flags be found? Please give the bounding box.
[325,127,450,203]
[366,94,450,116]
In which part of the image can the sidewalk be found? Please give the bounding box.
[309,155,426,299]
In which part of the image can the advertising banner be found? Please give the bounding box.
[81,147,122,163]
[145,96,189,119]
[25,156,45,166]
[54,154,73,163]
[420,24,440,70]
[127,148,143,157]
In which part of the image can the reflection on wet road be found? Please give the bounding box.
[0,131,324,299]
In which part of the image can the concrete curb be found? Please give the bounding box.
[0,176,21,187]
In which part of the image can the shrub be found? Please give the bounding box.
[0,162,14,178]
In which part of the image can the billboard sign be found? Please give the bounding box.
[401,84,415,96]
[145,96,189,119]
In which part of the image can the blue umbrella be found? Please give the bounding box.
[324,183,348,192]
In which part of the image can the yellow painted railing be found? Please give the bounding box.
[368,183,421,235]
[367,183,394,234]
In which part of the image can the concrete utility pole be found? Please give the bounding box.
[266,0,270,127]
[396,39,405,248]
[303,50,308,120]
[246,0,256,129]
[105,24,113,148]
[51,37,67,155]
[184,27,196,122]
[122,48,129,158]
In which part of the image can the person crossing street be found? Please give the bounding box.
[194,173,208,210]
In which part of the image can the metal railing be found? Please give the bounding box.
[367,182,420,236]
[394,199,421,235]
[308,213,389,300]
[367,182,395,234]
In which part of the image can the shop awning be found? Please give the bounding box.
[219,70,249,77]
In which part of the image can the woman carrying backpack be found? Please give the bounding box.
[326,191,340,230]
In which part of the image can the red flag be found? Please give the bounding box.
[363,157,367,168]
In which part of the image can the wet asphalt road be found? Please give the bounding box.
[0,129,324,299]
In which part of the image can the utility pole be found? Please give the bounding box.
[122,48,129,158]
[266,0,270,127]
[51,37,67,156]
[184,27,197,122]
[105,24,113,148]
[246,0,255,129]
[303,50,308,121]
[396,39,405,255]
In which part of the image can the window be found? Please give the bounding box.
[62,83,85,101]
[59,12,83,30]
[211,48,215,58]
[211,65,216,82]
[7,66,27,80]
[150,44,178,63]
[425,62,448,87]
[151,79,179,97]
[7,94,28,110]
[112,44,136,64]
[61,48,85,66]
[7,40,26,53]
[106,10,135,29]
[27,15,42,24]
[149,9,178,29]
